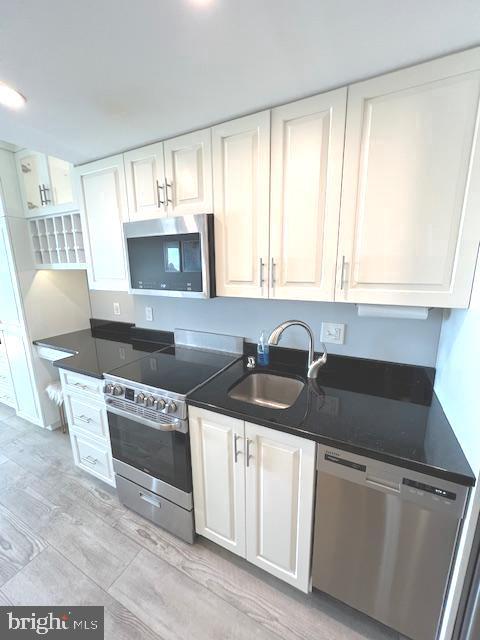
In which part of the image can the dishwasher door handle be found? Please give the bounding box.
[365,475,401,494]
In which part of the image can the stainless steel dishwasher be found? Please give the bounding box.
[312,445,469,640]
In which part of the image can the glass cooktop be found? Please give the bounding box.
[106,345,239,396]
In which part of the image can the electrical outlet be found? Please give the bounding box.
[113,302,121,316]
[321,322,345,345]
[145,306,154,322]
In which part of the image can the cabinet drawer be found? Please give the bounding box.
[70,431,115,486]
[0,379,16,407]
[60,369,104,398]
[65,393,108,440]
[0,363,11,385]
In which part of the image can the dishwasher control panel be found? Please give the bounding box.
[403,478,457,501]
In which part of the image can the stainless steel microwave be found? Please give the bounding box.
[123,214,215,298]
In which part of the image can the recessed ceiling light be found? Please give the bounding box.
[189,0,214,7]
[0,81,26,110]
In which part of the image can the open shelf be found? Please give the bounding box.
[29,213,87,269]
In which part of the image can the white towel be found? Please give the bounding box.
[46,381,64,406]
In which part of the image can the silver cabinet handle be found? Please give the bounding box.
[42,184,51,204]
[39,185,45,206]
[76,414,93,423]
[82,455,98,466]
[234,433,243,463]
[73,382,88,390]
[340,255,347,290]
[166,181,173,205]
[156,180,166,207]
[270,258,276,290]
[259,258,265,287]
[246,438,253,467]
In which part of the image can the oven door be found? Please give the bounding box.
[107,408,192,501]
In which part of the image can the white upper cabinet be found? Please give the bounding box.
[189,406,246,557]
[270,89,347,301]
[163,129,213,216]
[124,142,166,221]
[16,150,77,217]
[337,50,480,308]
[212,112,271,298]
[245,421,316,593]
[76,155,129,291]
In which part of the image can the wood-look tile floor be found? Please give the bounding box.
[0,406,399,640]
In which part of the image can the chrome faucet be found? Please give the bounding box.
[268,320,327,379]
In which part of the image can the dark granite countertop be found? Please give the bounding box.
[34,320,173,379]
[187,347,475,487]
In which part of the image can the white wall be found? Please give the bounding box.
[89,290,442,366]
[435,266,480,640]
[435,268,480,474]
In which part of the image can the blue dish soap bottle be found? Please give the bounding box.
[257,330,270,367]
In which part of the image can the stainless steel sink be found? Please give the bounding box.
[228,373,304,410]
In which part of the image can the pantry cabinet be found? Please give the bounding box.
[270,90,347,301]
[125,129,212,220]
[212,112,271,298]
[337,50,480,308]
[189,407,316,592]
[76,155,129,291]
[16,149,77,217]
[0,218,22,328]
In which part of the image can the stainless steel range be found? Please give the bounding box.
[103,339,239,544]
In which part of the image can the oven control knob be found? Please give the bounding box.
[103,383,114,394]
[112,384,123,396]
[154,398,166,411]
[145,396,155,408]
[136,392,146,404]
[165,400,177,414]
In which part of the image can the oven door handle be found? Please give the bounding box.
[106,402,187,433]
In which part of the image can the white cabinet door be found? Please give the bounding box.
[0,219,21,327]
[245,422,316,593]
[76,155,129,291]
[124,142,167,220]
[270,89,347,302]
[212,112,271,298]
[15,150,48,215]
[46,156,77,213]
[16,151,77,217]
[3,331,39,422]
[163,129,213,216]
[189,407,246,557]
[337,50,480,308]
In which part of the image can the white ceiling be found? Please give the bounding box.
[0,0,479,165]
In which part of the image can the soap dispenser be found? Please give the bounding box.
[257,330,270,366]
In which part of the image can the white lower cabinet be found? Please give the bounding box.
[189,408,246,556]
[244,421,316,591]
[60,369,115,487]
[189,407,316,592]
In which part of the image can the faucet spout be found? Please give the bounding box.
[267,320,327,379]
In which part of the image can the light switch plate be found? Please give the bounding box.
[321,322,345,345]
[113,302,121,316]
[145,306,154,322]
